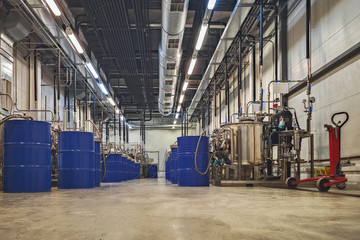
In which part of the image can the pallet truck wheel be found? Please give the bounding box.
[285,177,298,189]
[316,178,331,192]
[336,183,346,190]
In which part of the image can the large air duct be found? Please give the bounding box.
[158,0,189,116]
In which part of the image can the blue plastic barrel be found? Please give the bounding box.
[170,145,178,184]
[58,131,95,189]
[177,136,209,187]
[166,153,171,182]
[148,164,158,178]
[3,120,51,193]
[94,140,101,187]
[102,154,122,182]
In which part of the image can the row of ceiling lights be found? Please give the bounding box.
[44,0,118,111]
[174,0,217,126]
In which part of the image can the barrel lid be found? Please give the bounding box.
[170,144,178,149]
[95,137,101,142]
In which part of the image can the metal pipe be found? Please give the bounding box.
[238,32,242,116]
[259,0,264,113]
[57,49,60,121]
[306,0,312,132]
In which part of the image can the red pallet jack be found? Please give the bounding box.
[286,112,349,192]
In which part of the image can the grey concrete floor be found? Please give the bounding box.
[0,179,360,240]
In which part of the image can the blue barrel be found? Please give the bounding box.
[102,154,122,182]
[3,120,51,193]
[148,164,158,178]
[94,140,101,187]
[177,136,209,187]
[166,153,171,182]
[58,131,95,189]
[120,155,126,181]
[171,145,178,184]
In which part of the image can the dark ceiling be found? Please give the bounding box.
[63,0,236,120]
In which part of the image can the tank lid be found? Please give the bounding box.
[94,137,101,142]
[170,144,178,149]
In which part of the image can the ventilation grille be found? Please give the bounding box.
[170,0,185,12]
[165,80,173,85]
[167,38,179,49]
[165,102,171,106]
[166,63,176,70]
[165,92,172,97]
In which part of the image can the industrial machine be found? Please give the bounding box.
[285,112,349,192]
[208,106,315,188]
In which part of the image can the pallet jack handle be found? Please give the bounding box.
[331,112,349,128]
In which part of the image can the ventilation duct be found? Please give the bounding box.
[158,0,189,116]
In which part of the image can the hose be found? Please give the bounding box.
[84,120,106,181]
[0,114,33,125]
[194,130,212,175]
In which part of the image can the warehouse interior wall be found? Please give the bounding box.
[207,0,360,183]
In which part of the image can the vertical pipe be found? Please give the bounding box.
[93,94,96,123]
[57,49,60,120]
[53,73,56,115]
[73,69,77,128]
[181,111,183,136]
[252,44,256,102]
[306,0,312,132]
[85,87,88,120]
[214,78,217,117]
[238,34,242,116]
[219,90,221,126]
[225,58,230,121]
[259,0,264,113]
[114,114,116,144]
[275,7,278,82]
[34,52,37,102]
[123,119,126,143]
[126,123,129,143]
[119,115,121,147]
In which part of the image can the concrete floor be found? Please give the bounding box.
[0,179,360,240]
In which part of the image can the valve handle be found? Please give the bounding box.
[331,112,349,128]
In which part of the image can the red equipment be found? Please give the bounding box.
[286,112,349,192]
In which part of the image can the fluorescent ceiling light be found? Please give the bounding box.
[179,94,184,104]
[195,25,208,50]
[207,0,217,10]
[97,82,109,95]
[115,108,120,114]
[187,58,197,75]
[66,28,83,54]
[175,113,179,119]
[120,115,124,121]
[177,105,181,112]
[129,126,132,129]
[182,81,189,91]
[173,120,177,124]
[45,0,61,16]
[86,62,99,79]
[108,97,116,106]
[172,126,175,129]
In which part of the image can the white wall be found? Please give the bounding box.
[208,0,360,183]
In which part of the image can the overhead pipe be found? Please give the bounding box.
[158,0,189,115]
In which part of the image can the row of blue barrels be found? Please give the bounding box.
[3,120,102,192]
[102,154,140,182]
[165,136,209,186]
[147,164,158,178]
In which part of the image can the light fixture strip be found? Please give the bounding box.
[45,0,61,16]
[182,81,189,91]
[207,0,217,10]
[108,97,116,106]
[187,58,197,75]
[195,24,208,51]
[179,94,184,104]
[86,62,99,79]
[98,82,109,95]
[67,32,84,54]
